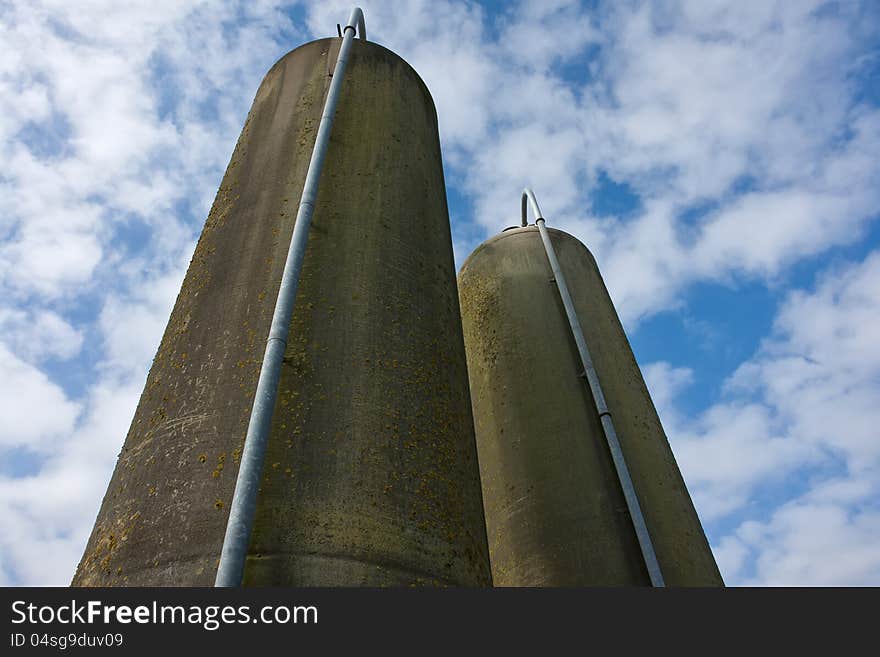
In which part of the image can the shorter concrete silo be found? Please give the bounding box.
[458,211,722,586]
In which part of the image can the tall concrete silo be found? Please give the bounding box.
[73,20,491,586]
[458,195,722,586]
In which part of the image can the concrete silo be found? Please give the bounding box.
[73,14,491,586]
[458,192,722,586]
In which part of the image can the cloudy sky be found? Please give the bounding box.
[2,0,879,586]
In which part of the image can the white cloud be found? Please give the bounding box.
[496,0,599,72]
[0,377,143,585]
[0,345,80,451]
[675,403,817,520]
[642,361,693,418]
[723,501,880,586]
[651,250,880,584]
[98,256,189,379]
[729,252,880,472]
[593,0,858,199]
[0,308,83,361]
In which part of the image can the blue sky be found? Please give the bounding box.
[1,0,879,585]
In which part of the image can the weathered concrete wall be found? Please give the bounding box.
[459,226,722,586]
[73,38,491,586]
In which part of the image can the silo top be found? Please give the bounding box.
[460,225,599,276]
[262,37,440,130]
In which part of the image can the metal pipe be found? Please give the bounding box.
[215,7,367,587]
[522,188,665,587]
[521,187,541,227]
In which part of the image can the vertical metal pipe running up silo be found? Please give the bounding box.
[215,6,366,589]
[523,189,664,587]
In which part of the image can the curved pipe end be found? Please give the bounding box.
[346,6,367,41]
[521,188,544,227]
